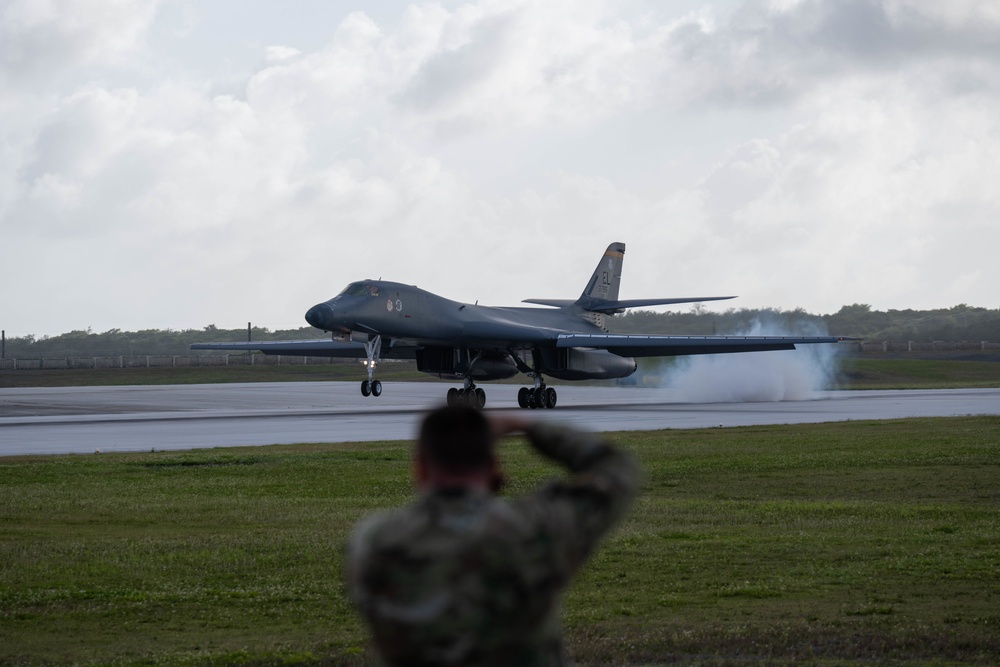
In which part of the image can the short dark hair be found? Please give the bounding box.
[417,406,494,474]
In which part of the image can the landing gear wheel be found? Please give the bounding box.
[517,387,530,409]
[528,388,539,409]
[448,384,486,409]
[545,387,557,409]
[535,386,549,409]
[361,379,371,397]
[371,379,382,397]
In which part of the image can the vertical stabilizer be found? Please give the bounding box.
[576,242,625,309]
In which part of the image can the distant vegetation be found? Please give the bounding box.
[2,324,326,359]
[609,303,1000,341]
[3,304,999,359]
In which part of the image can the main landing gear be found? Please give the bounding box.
[443,351,489,409]
[508,351,557,409]
[517,382,557,409]
[447,379,486,409]
[359,335,382,398]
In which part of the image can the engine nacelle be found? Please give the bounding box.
[415,347,519,381]
[539,347,637,381]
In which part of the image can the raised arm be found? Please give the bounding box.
[510,419,640,576]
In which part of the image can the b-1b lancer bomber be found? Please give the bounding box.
[191,243,853,409]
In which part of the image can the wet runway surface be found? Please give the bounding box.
[2,382,998,456]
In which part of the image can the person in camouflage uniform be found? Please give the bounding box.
[346,406,639,666]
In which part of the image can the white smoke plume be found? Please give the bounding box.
[661,316,842,403]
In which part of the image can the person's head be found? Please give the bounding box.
[415,405,499,492]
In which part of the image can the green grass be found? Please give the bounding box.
[838,357,1000,389]
[2,417,999,665]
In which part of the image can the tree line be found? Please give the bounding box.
[609,303,1000,342]
[1,325,325,359]
[3,304,999,359]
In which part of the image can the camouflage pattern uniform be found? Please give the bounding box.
[347,421,639,666]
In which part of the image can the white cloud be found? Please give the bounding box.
[1,0,162,81]
[2,0,999,335]
[264,45,301,63]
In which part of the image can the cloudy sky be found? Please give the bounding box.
[2,0,998,337]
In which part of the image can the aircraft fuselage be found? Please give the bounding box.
[306,280,605,347]
[304,280,637,383]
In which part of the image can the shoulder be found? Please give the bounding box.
[349,503,419,555]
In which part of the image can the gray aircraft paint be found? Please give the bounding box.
[192,243,853,408]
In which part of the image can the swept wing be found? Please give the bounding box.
[556,333,851,357]
[190,339,416,359]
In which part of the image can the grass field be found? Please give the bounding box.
[838,357,1000,389]
[2,417,998,666]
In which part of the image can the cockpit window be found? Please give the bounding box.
[340,283,380,297]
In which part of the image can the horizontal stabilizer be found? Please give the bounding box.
[584,295,737,313]
[523,296,737,311]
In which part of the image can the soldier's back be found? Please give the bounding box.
[349,487,569,666]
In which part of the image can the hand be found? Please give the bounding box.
[489,413,532,439]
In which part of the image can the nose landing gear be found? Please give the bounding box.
[359,335,383,398]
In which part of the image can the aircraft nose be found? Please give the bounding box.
[305,303,334,330]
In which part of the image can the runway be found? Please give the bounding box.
[2,382,998,456]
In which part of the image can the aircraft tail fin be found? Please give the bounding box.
[574,242,737,313]
[524,241,737,314]
[577,242,626,308]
